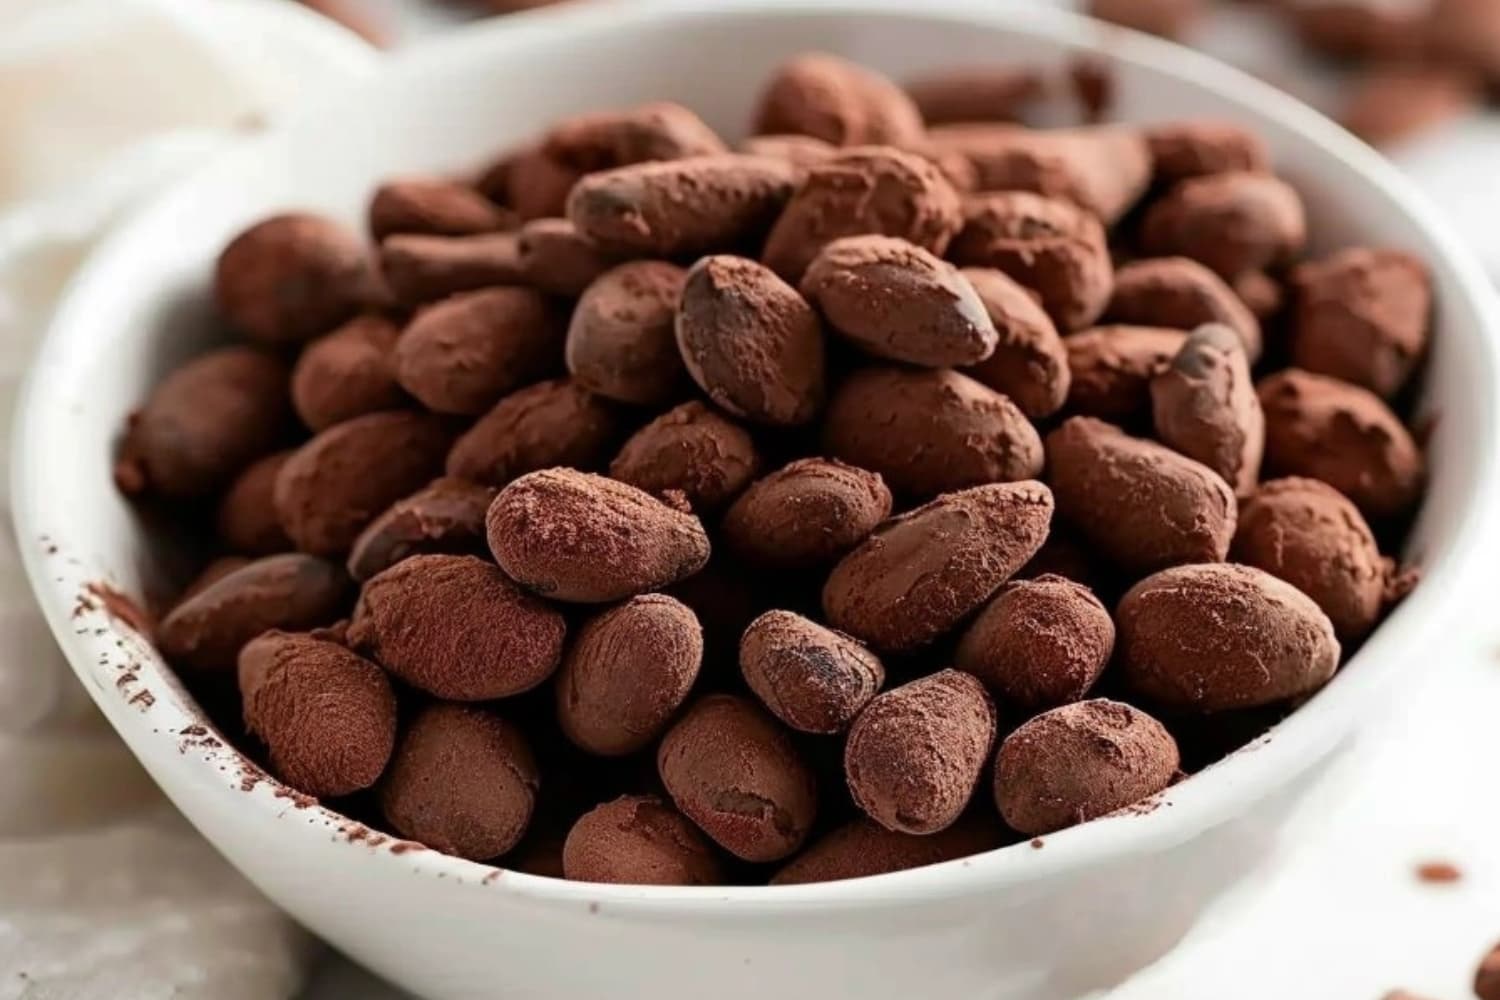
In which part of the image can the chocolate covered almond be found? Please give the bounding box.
[566,260,687,406]
[1141,172,1307,278]
[752,53,925,148]
[740,610,884,734]
[515,218,615,297]
[960,267,1071,419]
[486,469,710,602]
[445,378,622,487]
[217,450,293,556]
[346,477,496,582]
[772,817,1004,884]
[368,177,513,240]
[379,232,525,305]
[215,213,373,344]
[722,458,891,569]
[1106,257,1261,361]
[609,401,760,512]
[563,796,722,886]
[904,66,1046,126]
[1065,325,1188,423]
[291,315,405,431]
[1145,121,1269,182]
[542,102,727,171]
[1150,323,1264,497]
[823,481,1053,651]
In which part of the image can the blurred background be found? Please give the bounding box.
[3,1,1500,998]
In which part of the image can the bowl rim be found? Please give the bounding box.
[13,0,1500,914]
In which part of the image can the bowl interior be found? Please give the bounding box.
[13,0,1500,909]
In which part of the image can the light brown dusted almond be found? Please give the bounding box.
[752,53,925,148]
[566,154,799,258]
[542,102,727,171]
[722,458,892,570]
[948,191,1113,332]
[291,315,405,432]
[346,477,496,582]
[657,694,817,863]
[800,235,997,367]
[609,401,760,512]
[823,367,1043,499]
[445,378,622,487]
[739,133,837,168]
[1066,325,1188,423]
[1141,171,1307,278]
[771,816,1004,884]
[1151,323,1264,497]
[486,468,710,602]
[1105,256,1261,362]
[1145,121,1270,182]
[379,232,525,306]
[1046,416,1236,575]
[515,217,616,297]
[761,146,964,282]
[394,287,561,417]
[565,260,688,406]
[368,177,514,240]
[904,66,1047,126]
[556,594,702,756]
[675,255,825,427]
[960,267,1071,419]
[822,481,1053,652]
[740,610,884,735]
[562,796,723,886]
[485,144,583,221]
[1117,562,1340,711]
[844,670,996,834]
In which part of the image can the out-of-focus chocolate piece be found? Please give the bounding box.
[542,102,727,171]
[562,796,723,885]
[379,232,525,305]
[739,610,885,734]
[738,133,837,168]
[800,235,998,367]
[1087,0,1202,38]
[348,553,564,700]
[1106,256,1261,361]
[486,468,711,603]
[960,267,1071,419]
[1233,477,1392,642]
[157,553,351,671]
[1289,1,1428,61]
[761,146,963,282]
[1141,171,1307,278]
[215,213,373,344]
[1146,121,1270,182]
[823,481,1053,652]
[1232,270,1284,321]
[1150,323,1264,497]
[676,255,825,427]
[114,346,291,500]
[609,401,760,512]
[993,699,1179,835]
[1257,368,1424,519]
[566,261,688,406]
[291,315,405,431]
[217,450,294,556]
[567,154,798,258]
[273,410,451,557]
[556,594,702,756]
[395,287,560,416]
[1066,325,1188,422]
[904,66,1046,126]
[1117,562,1340,711]
[657,694,817,862]
[178,556,252,608]
[1289,247,1432,399]
[956,574,1115,712]
[822,367,1043,500]
[845,670,996,834]
[369,177,514,240]
[1475,939,1500,1000]
[752,53,926,148]
[771,816,1004,884]
[948,191,1113,331]
[380,703,538,860]
[487,144,584,221]
[1047,416,1236,574]
[515,217,615,297]
[722,458,892,569]
[346,477,496,582]
[1340,65,1478,149]
[445,378,622,487]
[238,631,396,798]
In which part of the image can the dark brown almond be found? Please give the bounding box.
[114,346,291,500]
[486,468,710,602]
[823,481,1054,651]
[566,154,798,258]
[675,255,825,426]
[379,232,525,306]
[515,217,615,296]
[761,146,963,282]
[752,53,925,147]
[215,213,373,344]
[608,401,760,512]
[562,796,722,886]
[217,450,294,556]
[445,378,622,487]
[948,191,1113,331]
[721,458,891,569]
[1141,171,1307,278]
[800,235,997,366]
[904,67,1046,126]
[960,267,1071,419]
[368,177,514,240]
[556,594,702,756]
[346,477,496,582]
[157,553,351,671]
[740,610,884,735]
[1106,257,1261,361]
[1066,325,1188,423]
[1145,121,1270,182]
[395,287,561,416]
[1117,563,1340,711]
[348,553,564,700]
[1046,416,1236,574]
[273,410,451,557]
[291,315,405,431]
[566,260,688,406]
[844,670,996,834]
[1151,323,1264,497]
[822,367,1043,500]
[657,694,817,862]
[542,102,727,171]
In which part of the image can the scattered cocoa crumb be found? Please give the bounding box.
[1030,838,1045,849]
[1070,57,1115,123]
[128,690,155,708]
[83,582,153,636]
[483,870,502,885]
[1415,860,1462,884]
[115,671,137,688]
[389,841,422,855]
[588,902,600,914]
[273,786,317,809]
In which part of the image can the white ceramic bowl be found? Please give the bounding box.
[14,3,1500,998]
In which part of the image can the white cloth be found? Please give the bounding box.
[0,2,373,996]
